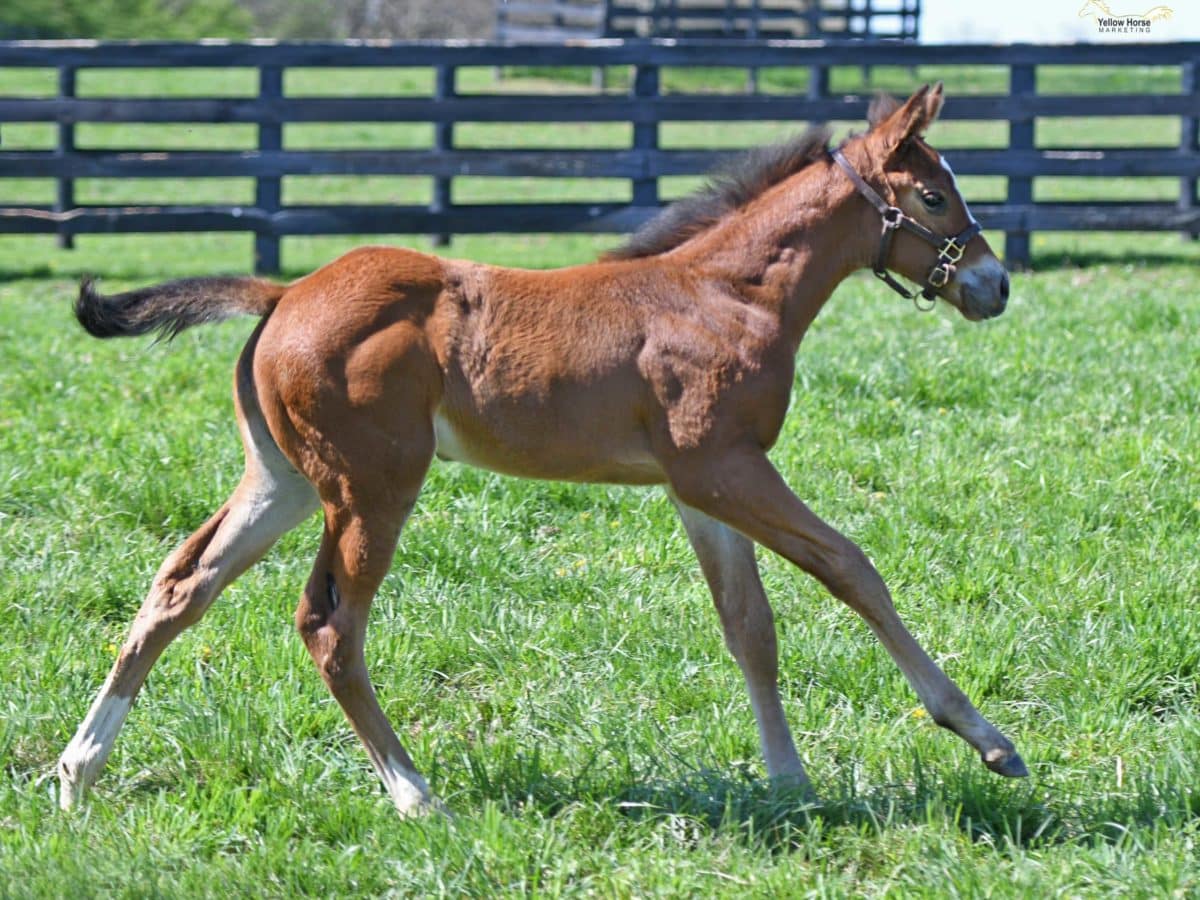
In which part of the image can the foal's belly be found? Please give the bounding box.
[431,408,666,485]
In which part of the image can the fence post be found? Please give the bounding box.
[56,65,76,250]
[804,2,821,37]
[632,64,660,215]
[665,0,679,34]
[431,65,454,247]
[745,0,759,93]
[1180,59,1198,240]
[255,65,282,274]
[1006,63,1035,271]
[808,59,828,116]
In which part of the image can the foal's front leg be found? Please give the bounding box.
[668,445,1027,778]
[671,496,809,788]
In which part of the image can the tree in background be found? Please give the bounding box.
[0,0,252,39]
[0,0,496,40]
[242,0,494,40]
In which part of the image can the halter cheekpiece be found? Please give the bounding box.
[831,148,981,312]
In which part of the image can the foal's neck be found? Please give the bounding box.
[675,152,877,349]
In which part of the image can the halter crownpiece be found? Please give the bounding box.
[830,148,981,311]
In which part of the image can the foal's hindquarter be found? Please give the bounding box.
[60,88,1025,816]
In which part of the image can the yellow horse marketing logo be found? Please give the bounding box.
[1078,0,1172,34]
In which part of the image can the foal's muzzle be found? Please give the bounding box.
[957,258,1010,320]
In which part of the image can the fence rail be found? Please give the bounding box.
[1,38,1198,272]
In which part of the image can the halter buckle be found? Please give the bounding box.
[937,236,966,265]
[881,207,904,230]
[926,264,951,289]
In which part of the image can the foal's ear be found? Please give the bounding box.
[871,82,945,155]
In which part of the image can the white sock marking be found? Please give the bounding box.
[377,754,432,816]
[59,687,133,809]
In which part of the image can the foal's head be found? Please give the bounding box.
[848,83,1010,320]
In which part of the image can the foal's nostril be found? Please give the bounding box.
[999,272,1010,302]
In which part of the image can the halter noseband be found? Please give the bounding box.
[831,149,981,311]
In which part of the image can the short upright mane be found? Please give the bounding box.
[604,124,833,261]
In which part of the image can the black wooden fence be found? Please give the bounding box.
[0,39,1197,272]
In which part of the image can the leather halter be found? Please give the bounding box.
[831,149,982,311]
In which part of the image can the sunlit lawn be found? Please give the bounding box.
[1,62,1199,897]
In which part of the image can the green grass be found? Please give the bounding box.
[2,62,1200,896]
[2,229,1199,895]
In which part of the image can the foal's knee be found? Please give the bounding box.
[295,575,359,689]
[807,540,879,600]
[297,615,356,688]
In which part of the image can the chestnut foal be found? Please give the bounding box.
[60,84,1023,817]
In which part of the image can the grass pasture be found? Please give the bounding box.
[2,64,1200,896]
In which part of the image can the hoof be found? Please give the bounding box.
[58,761,88,811]
[768,773,818,804]
[58,782,83,811]
[983,748,1029,778]
[381,761,447,820]
[394,794,451,821]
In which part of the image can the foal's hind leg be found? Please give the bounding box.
[58,458,317,808]
[672,496,809,790]
[288,415,439,817]
[297,493,436,816]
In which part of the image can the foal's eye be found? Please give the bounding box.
[921,191,946,211]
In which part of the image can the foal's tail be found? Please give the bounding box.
[75,275,287,341]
